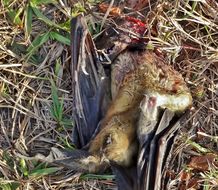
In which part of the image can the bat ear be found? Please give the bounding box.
[70,15,110,148]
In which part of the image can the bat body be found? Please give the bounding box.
[76,49,192,172]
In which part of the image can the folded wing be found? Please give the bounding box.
[71,15,109,148]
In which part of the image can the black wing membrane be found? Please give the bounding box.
[138,110,187,190]
[71,15,109,148]
[111,162,138,190]
[154,114,185,190]
[141,110,175,190]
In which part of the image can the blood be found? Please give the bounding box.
[148,97,157,108]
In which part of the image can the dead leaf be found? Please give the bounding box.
[99,3,121,16]
[166,169,176,179]
[126,0,149,10]
[179,176,200,190]
[187,178,200,189]
[188,154,217,171]
[179,170,192,181]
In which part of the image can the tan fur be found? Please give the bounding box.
[83,50,192,173]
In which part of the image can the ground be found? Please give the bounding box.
[0,0,217,190]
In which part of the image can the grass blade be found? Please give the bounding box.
[27,31,50,54]
[19,158,29,177]
[50,80,64,123]
[30,0,57,6]
[30,4,61,29]
[80,174,115,180]
[7,8,23,26]
[0,181,20,190]
[187,140,211,153]
[59,19,71,32]
[30,167,60,177]
[50,31,70,46]
[24,4,33,39]
[2,0,13,6]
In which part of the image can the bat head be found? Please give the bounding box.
[96,16,147,63]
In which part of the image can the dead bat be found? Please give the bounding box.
[55,15,192,189]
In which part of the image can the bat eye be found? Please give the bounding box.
[106,44,115,54]
[104,134,112,145]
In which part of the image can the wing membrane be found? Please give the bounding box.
[71,15,109,148]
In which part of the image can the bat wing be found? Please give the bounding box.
[154,114,185,190]
[138,109,187,190]
[139,109,175,190]
[71,15,109,148]
[111,162,138,190]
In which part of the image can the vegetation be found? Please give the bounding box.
[0,0,217,189]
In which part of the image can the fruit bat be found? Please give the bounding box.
[55,15,192,190]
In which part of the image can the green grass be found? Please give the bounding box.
[80,173,115,180]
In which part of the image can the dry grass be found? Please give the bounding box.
[0,0,217,189]
[148,1,218,189]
